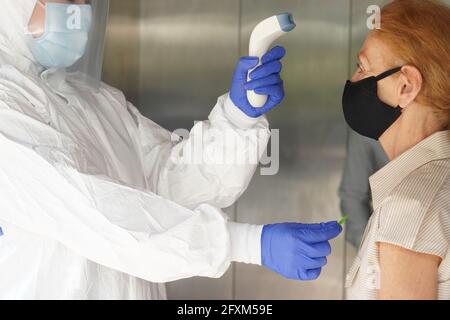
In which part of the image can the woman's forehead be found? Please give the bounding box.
[360,34,396,70]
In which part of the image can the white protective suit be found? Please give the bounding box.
[0,0,269,299]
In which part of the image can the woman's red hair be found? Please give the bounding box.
[375,0,450,128]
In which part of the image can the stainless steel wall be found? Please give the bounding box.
[102,0,141,105]
[138,0,241,300]
[103,0,450,300]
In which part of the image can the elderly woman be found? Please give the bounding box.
[344,0,450,300]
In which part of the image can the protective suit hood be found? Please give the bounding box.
[0,0,109,83]
[0,0,44,75]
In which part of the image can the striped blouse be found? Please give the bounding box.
[345,130,450,300]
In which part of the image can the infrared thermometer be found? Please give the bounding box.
[247,13,296,108]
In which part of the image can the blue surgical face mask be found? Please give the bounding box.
[27,1,92,69]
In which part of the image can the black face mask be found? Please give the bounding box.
[342,67,403,140]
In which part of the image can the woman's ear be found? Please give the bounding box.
[397,65,423,109]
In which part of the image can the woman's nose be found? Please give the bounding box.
[351,71,365,82]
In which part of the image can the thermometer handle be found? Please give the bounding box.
[246,13,296,108]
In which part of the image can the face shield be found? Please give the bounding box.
[25,0,109,84]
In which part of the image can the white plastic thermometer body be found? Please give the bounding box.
[247,13,296,108]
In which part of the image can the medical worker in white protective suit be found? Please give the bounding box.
[0,0,342,299]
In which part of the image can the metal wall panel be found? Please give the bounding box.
[137,0,241,300]
[138,0,241,132]
[234,0,350,300]
[102,0,141,105]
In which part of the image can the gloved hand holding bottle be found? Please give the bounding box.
[261,221,342,281]
[230,46,286,118]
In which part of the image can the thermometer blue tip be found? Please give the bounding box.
[277,13,296,32]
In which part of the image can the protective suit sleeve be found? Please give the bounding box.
[127,94,271,210]
[0,133,258,283]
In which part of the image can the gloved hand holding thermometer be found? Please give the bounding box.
[230,13,296,118]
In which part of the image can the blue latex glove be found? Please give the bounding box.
[261,221,342,281]
[230,46,286,118]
